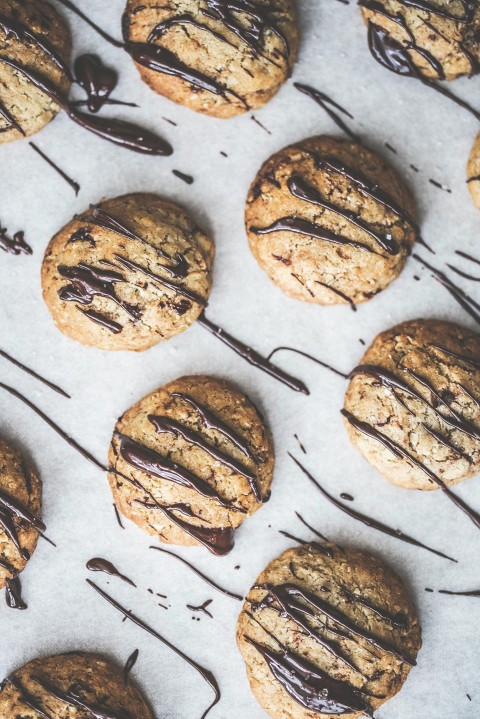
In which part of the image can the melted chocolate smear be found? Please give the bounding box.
[244,636,373,716]
[32,675,133,719]
[187,599,213,617]
[197,313,309,394]
[123,648,139,684]
[0,224,32,256]
[86,557,136,587]
[267,346,348,379]
[172,169,194,184]
[87,580,220,719]
[414,253,480,326]
[5,577,27,610]
[294,434,306,454]
[438,588,480,598]
[290,453,457,562]
[29,142,80,195]
[74,54,117,113]
[113,503,125,529]
[294,83,358,141]
[150,546,243,600]
[429,178,452,194]
[0,382,107,472]
[251,115,271,134]
[0,348,70,397]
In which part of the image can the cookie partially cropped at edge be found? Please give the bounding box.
[359,0,480,82]
[0,652,153,719]
[467,131,480,208]
[108,375,274,555]
[237,543,421,719]
[122,0,299,118]
[0,438,42,592]
[343,319,480,490]
[245,135,418,307]
[0,0,72,143]
[41,193,214,352]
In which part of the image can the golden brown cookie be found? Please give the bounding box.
[237,543,421,719]
[41,193,214,352]
[359,0,480,81]
[245,136,418,307]
[0,652,153,718]
[467,131,480,208]
[343,319,480,490]
[108,375,274,554]
[0,437,42,592]
[122,0,299,118]
[0,0,72,143]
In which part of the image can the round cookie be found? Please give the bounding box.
[359,0,480,81]
[0,438,42,591]
[245,136,418,307]
[343,319,480,491]
[0,0,72,143]
[122,0,299,118]
[237,543,421,719]
[108,375,274,554]
[467,131,480,208]
[0,652,153,719]
[41,193,214,352]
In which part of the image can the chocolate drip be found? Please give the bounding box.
[432,344,480,371]
[0,382,107,472]
[0,487,45,534]
[0,556,17,575]
[114,254,204,305]
[115,432,235,508]
[5,577,27,610]
[438,588,480,597]
[32,675,133,719]
[197,313,309,394]
[414,253,480,326]
[289,453,457,562]
[244,636,373,716]
[78,308,123,334]
[315,282,356,311]
[267,346,348,379]
[29,142,80,195]
[86,557,136,587]
[148,14,236,47]
[0,348,70,397]
[4,677,52,718]
[150,545,243,600]
[294,83,358,141]
[113,503,125,529]
[278,529,333,557]
[148,414,261,500]
[187,599,213,617]
[123,649,139,684]
[87,580,220,719]
[287,174,400,255]
[74,54,117,112]
[0,507,29,560]
[0,223,32,256]
[0,98,26,135]
[341,410,480,530]
[172,169,194,184]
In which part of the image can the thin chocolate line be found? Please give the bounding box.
[294,83,358,141]
[187,599,213,617]
[29,142,80,195]
[0,348,70,398]
[267,346,348,379]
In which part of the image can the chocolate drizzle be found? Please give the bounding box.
[438,588,480,597]
[187,598,213,617]
[29,142,80,195]
[289,453,457,562]
[0,223,32,256]
[267,346,348,379]
[123,649,139,684]
[86,557,136,587]
[294,83,358,141]
[87,580,220,719]
[414,254,480,326]
[74,54,118,112]
[5,577,27,610]
[0,348,70,397]
[32,675,133,719]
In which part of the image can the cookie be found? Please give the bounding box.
[245,136,418,307]
[0,0,72,143]
[467,131,480,208]
[108,375,274,554]
[237,543,421,719]
[41,193,214,352]
[343,319,480,491]
[359,0,480,81]
[0,652,153,718]
[122,0,299,118]
[0,438,42,591]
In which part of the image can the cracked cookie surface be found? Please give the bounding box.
[108,374,274,554]
[245,135,417,307]
[122,0,299,118]
[237,543,421,719]
[0,0,72,143]
[0,652,153,719]
[343,319,480,490]
[41,193,214,351]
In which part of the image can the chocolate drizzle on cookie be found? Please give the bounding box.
[123,649,139,684]
[31,675,134,719]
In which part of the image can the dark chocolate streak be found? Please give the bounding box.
[74,54,118,113]
[113,254,204,305]
[113,503,125,529]
[5,577,27,610]
[289,453,457,562]
[251,216,376,254]
[432,344,480,371]
[4,677,52,719]
[150,545,243,600]
[86,557,136,587]
[87,580,220,719]
[294,83,358,141]
[267,346,348,379]
[342,409,480,530]
[29,142,80,195]
[0,224,32,256]
[0,98,26,136]
[197,313,309,394]
[78,308,123,334]
[187,599,213,617]
[123,649,139,684]
[438,588,480,597]
[0,348,70,397]
[32,675,133,719]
